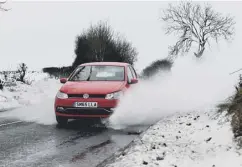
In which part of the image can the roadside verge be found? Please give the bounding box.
[96,110,242,167]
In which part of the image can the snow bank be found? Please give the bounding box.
[0,72,62,125]
[0,72,61,111]
[104,110,242,167]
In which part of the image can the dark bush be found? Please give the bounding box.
[16,63,28,83]
[217,75,242,144]
[42,66,74,78]
[141,59,173,78]
[0,79,3,90]
[72,20,138,68]
[43,20,138,78]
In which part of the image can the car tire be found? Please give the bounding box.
[56,116,68,127]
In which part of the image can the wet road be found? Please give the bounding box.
[0,117,143,167]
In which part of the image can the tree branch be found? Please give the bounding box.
[161,1,235,58]
[0,0,9,11]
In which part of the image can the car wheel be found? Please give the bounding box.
[56,116,68,127]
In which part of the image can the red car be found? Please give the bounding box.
[54,62,138,126]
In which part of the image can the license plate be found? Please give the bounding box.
[74,102,98,108]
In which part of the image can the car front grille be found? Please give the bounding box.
[56,107,112,115]
[68,94,106,98]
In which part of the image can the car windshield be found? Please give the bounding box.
[69,65,125,81]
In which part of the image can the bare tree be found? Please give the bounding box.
[86,21,114,62]
[161,1,236,58]
[0,1,9,11]
[17,63,28,83]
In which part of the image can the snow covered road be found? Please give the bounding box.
[100,110,242,167]
[0,75,142,167]
[0,115,142,167]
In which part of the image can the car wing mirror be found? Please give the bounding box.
[60,78,67,84]
[130,78,138,84]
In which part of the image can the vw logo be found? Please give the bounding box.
[83,94,89,99]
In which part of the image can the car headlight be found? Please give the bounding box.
[56,91,68,99]
[105,91,123,100]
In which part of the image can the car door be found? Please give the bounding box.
[125,65,137,89]
[127,66,134,83]
[129,65,137,79]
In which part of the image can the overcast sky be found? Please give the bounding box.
[0,1,242,73]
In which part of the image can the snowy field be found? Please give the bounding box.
[104,110,242,167]
[0,72,61,112]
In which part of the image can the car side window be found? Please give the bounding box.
[129,66,137,79]
[127,66,134,83]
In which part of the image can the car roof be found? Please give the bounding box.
[79,62,130,67]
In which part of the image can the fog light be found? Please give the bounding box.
[57,107,65,112]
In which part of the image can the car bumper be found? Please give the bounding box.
[54,97,118,119]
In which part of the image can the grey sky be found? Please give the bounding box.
[0,1,242,73]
